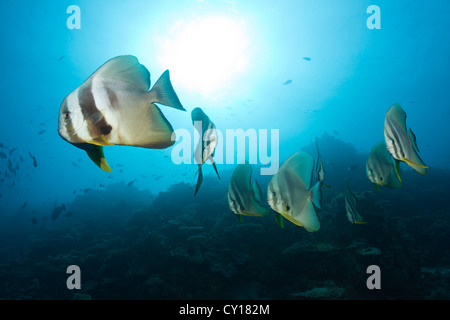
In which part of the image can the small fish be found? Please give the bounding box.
[314,138,325,182]
[83,188,91,193]
[9,147,17,155]
[282,80,292,86]
[58,55,65,62]
[28,152,38,168]
[0,151,6,159]
[51,203,66,220]
[228,163,272,224]
[127,179,136,187]
[31,217,38,225]
[38,129,46,135]
[71,161,80,168]
[58,55,185,172]
[40,216,48,231]
[191,107,220,196]
[302,57,311,61]
[344,178,367,224]
[267,151,322,232]
[314,138,331,189]
[63,211,74,217]
[384,103,428,174]
[366,141,402,190]
[20,202,28,210]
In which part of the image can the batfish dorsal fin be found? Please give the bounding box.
[89,55,150,92]
[387,103,408,133]
[282,151,314,190]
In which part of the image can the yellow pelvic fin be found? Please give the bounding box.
[355,220,368,225]
[395,160,402,182]
[241,211,265,217]
[281,212,304,227]
[403,158,429,169]
[87,135,114,147]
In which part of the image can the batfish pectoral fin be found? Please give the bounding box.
[194,165,203,196]
[395,159,402,182]
[212,160,220,180]
[84,144,112,172]
[87,135,114,147]
[355,220,368,225]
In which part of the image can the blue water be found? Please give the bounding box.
[0,0,449,300]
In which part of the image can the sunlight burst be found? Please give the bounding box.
[161,16,249,96]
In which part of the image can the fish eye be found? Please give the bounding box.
[286,205,290,211]
[380,177,383,181]
[64,112,71,120]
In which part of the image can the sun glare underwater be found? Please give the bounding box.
[1,0,450,300]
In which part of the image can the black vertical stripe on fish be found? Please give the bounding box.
[78,83,112,140]
[385,117,404,160]
[388,117,404,159]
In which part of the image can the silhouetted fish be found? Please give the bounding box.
[282,80,292,86]
[302,57,311,61]
[28,152,38,168]
[51,203,66,220]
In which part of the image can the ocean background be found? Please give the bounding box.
[0,0,449,299]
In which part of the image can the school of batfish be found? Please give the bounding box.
[58,55,428,232]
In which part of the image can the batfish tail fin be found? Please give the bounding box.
[149,70,185,111]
